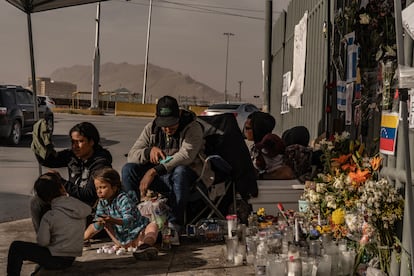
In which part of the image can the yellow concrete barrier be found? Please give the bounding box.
[115,102,156,117]
[188,105,208,116]
[52,108,104,115]
[115,102,209,117]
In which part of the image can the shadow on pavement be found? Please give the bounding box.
[0,193,31,223]
[56,255,207,275]
[37,244,212,275]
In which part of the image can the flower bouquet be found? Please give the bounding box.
[302,132,404,275]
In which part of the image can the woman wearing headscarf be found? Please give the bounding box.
[244,111,294,180]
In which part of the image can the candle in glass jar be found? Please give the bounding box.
[234,253,243,265]
[294,218,299,242]
[226,214,238,237]
[246,254,255,264]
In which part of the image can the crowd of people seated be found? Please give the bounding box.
[7,95,321,274]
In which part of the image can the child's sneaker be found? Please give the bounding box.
[133,244,158,260]
[170,228,180,246]
[30,264,42,276]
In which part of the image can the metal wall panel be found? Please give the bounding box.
[271,1,413,274]
[270,0,327,141]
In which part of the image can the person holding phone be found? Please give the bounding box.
[121,96,213,245]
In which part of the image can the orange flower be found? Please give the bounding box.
[371,156,383,171]
[348,169,370,184]
[341,162,357,172]
[331,154,352,165]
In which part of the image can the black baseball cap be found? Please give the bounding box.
[155,96,180,127]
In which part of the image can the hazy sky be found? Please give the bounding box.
[0,0,290,101]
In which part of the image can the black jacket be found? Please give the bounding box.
[36,146,112,206]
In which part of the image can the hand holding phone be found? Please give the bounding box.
[160,156,173,164]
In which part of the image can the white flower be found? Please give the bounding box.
[326,195,337,209]
[345,213,358,232]
[316,183,326,193]
[333,177,344,189]
[359,13,370,24]
[309,190,321,202]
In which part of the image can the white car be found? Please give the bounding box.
[37,95,56,109]
[200,102,259,130]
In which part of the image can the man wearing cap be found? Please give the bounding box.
[122,95,213,244]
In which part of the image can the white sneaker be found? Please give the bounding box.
[170,228,180,246]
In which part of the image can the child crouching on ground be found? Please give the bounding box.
[84,167,158,260]
[7,172,92,275]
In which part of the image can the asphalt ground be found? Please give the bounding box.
[0,113,256,275]
[0,219,255,276]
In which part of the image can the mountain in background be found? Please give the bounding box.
[50,62,231,104]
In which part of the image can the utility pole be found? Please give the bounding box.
[223,32,234,103]
[91,2,101,109]
[142,0,153,104]
[263,0,272,112]
[238,80,243,102]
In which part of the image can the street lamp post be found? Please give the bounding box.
[223,32,234,103]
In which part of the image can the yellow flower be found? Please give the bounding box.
[257,208,265,217]
[316,225,332,234]
[370,156,383,171]
[332,208,345,225]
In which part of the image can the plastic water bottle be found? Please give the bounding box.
[255,235,268,276]
[161,223,172,250]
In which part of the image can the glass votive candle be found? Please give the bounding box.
[301,257,316,276]
[246,253,255,265]
[234,253,243,265]
[267,255,287,276]
[225,235,238,262]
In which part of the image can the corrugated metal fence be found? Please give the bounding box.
[271,0,414,274]
[270,0,327,140]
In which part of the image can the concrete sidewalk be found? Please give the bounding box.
[0,219,255,276]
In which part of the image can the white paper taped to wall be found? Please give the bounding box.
[402,3,414,40]
[288,11,308,109]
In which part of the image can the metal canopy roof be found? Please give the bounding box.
[6,0,106,13]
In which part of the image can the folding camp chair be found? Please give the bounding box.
[185,113,258,225]
[185,155,235,225]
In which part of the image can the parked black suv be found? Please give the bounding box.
[0,85,54,145]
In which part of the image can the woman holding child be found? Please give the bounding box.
[31,121,112,232]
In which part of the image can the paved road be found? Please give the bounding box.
[0,113,152,222]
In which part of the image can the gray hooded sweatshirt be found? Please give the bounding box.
[37,195,91,257]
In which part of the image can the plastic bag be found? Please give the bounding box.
[366,267,387,276]
[138,197,169,229]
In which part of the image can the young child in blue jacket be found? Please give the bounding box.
[84,167,158,260]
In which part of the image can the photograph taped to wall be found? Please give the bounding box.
[281,71,291,114]
[409,89,414,129]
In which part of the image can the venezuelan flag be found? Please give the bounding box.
[380,113,399,155]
